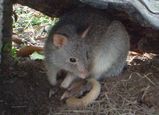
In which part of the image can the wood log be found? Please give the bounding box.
[0,0,13,71]
[0,0,3,64]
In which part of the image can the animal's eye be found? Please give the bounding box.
[69,58,77,63]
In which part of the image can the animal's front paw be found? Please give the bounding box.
[61,80,70,89]
[48,77,57,86]
[60,73,76,88]
[50,80,57,86]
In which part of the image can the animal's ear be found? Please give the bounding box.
[53,34,68,47]
[80,26,91,38]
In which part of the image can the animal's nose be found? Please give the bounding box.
[79,70,88,79]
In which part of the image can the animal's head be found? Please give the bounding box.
[51,25,91,79]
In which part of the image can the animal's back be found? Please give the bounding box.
[90,21,130,79]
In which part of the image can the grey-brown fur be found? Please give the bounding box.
[44,7,130,88]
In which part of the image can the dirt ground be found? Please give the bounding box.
[0,52,159,115]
